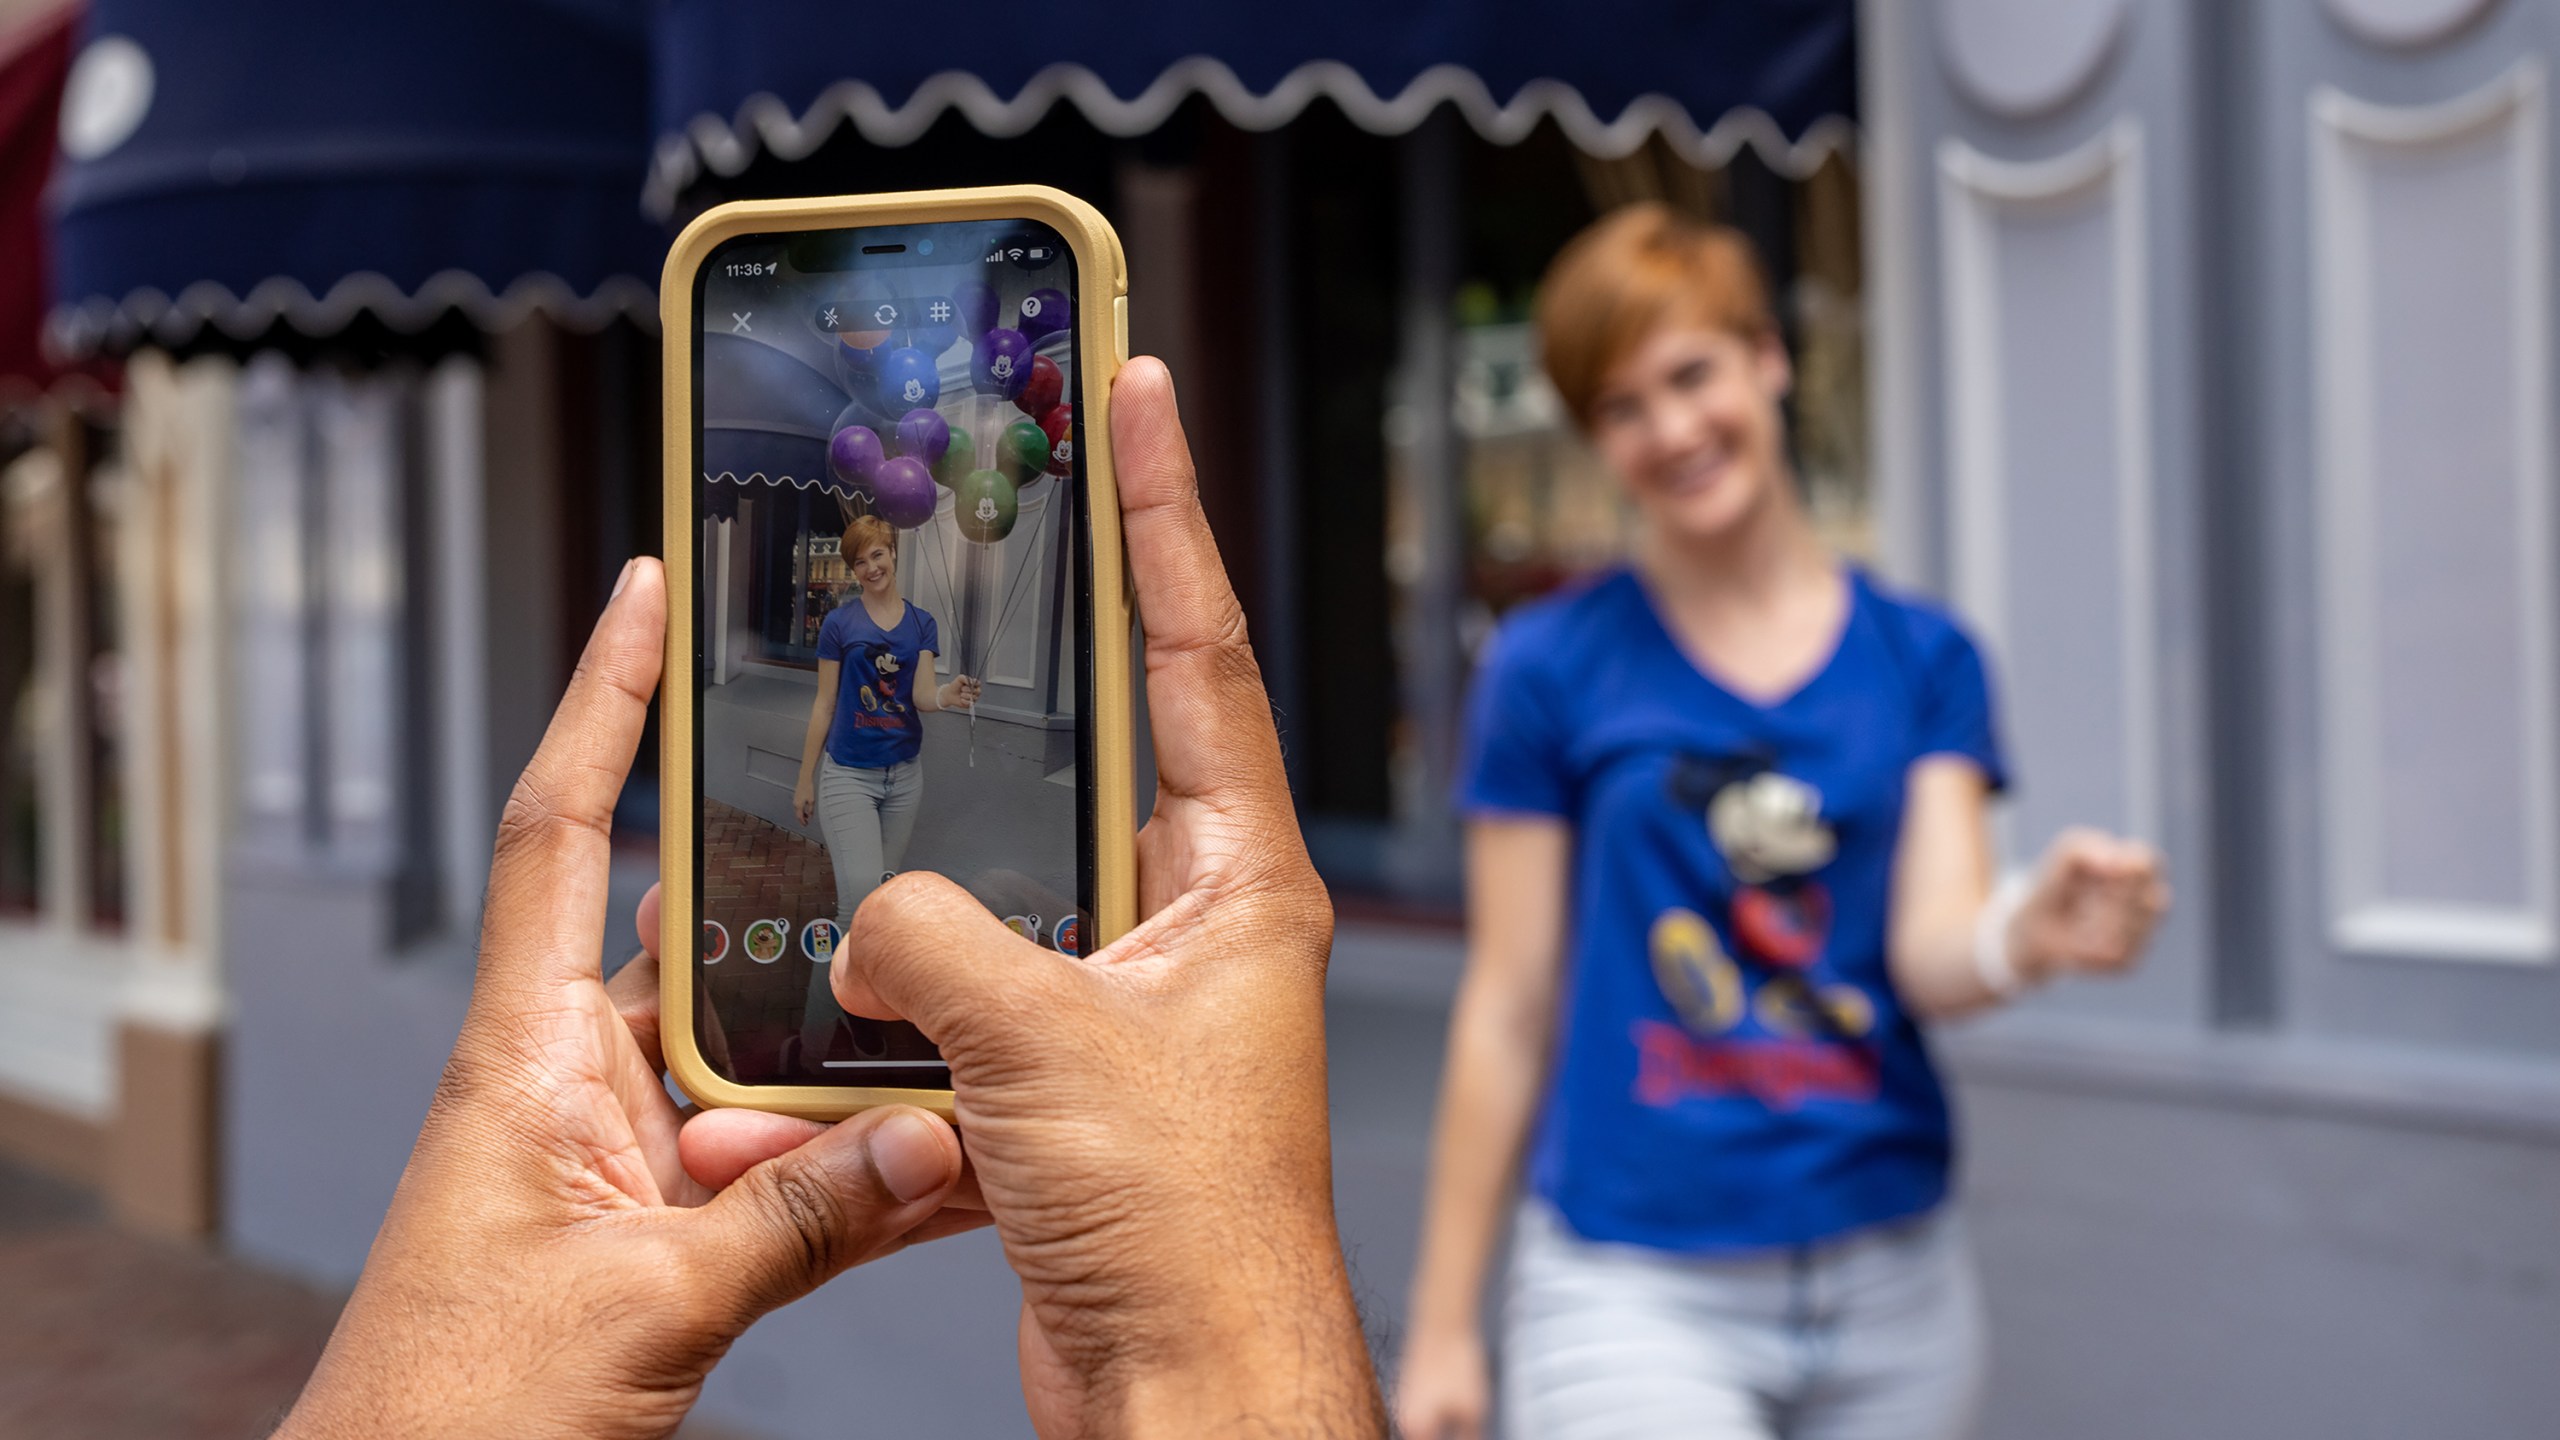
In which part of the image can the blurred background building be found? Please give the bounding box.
[2,0,2558,1437]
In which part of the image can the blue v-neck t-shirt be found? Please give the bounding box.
[818,598,939,769]
[1457,566,2007,1253]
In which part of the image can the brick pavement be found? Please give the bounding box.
[0,1158,339,1440]
[0,1158,767,1439]
[701,798,838,930]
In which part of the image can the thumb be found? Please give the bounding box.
[681,1104,962,1326]
[836,871,1071,1046]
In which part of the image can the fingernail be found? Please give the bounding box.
[867,1110,953,1204]
[610,558,636,600]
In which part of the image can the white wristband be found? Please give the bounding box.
[1972,873,2034,998]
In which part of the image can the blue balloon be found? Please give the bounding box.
[908,295,960,357]
[878,347,940,412]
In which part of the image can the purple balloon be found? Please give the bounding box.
[1016,287,1070,342]
[870,456,938,529]
[972,328,1033,400]
[827,424,885,491]
[894,407,950,466]
[950,280,999,337]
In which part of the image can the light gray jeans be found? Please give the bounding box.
[800,754,922,1062]
[1501,1202,1984,1440]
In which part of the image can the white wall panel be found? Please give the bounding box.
[1940,122,2160,859]
[2312,60,2554,962]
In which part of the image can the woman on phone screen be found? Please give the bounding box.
[1393,205,2171,1440]
[789,515,978,1054]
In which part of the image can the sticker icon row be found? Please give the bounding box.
[701,917,842,965]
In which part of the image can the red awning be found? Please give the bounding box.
[0,4,76,398]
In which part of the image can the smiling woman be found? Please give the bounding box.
[1393,200,2170,1440]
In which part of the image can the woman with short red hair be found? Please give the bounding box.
[1395,204,2171,1439]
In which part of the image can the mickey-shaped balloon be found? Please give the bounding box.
[1037,404,1074,477]
[1016,287,1070,343]
[973,328,1032,400]
[997,418,1050,485]
[870,456,938,530]
[879,347,940,412]
[828,423,885,492]
[955,469,1020,544]
[932,426,976,488]
[1013,353,1064,417]
[894,407,950,467]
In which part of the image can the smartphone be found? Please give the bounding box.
[660,187,1135,1119]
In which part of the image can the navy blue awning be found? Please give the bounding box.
[649,0,1856,215]
[48,0,662,353]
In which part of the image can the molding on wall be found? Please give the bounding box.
[1936,0,2134,121]
[1863,0,1932,588]
[2311,60,2556,965]
[1944,1011,2560,1147]
[1937,120,2161,849]
[2321,0,2504,51]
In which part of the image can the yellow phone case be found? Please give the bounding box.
[659,185,1134,1120]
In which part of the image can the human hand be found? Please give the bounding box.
[275,560,977,1440]
[947,674,982,708]
[794,770,816,825]
[1392,1324,1492,1440]
[820,357,1381,1437]
[2010,827,2171,983]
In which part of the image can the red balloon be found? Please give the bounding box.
[1013,353,1064,417]
[1038,404,1074,477]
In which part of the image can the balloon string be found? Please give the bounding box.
[983,481,1057,665]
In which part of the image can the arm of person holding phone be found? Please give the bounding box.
[1394,816,1572,1440]
[271,357,1381,1440]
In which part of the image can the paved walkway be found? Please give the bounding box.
[0,1158,340,1440]
[0,1154,770,1439]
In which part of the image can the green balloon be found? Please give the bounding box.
[999,419,1050,484]
[955,469,1020,544]
[932,426,976,487]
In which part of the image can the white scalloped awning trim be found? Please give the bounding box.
[648,56,1857,217]
[706,469,849,492]
[46,268,659,354]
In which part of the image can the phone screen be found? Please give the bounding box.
[690,219,1090,1089]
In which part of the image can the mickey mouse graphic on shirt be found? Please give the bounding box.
[848,640,912,716]
[1655,753,1875,1042]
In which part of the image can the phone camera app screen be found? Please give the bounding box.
[692,221,1088,1088]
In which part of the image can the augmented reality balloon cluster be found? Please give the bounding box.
[821,278,1073,544]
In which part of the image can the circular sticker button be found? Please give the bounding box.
[1002,914,1043,945]
[701,920,729,965]
[801,918,843,965]
[1051,914,1080,958]
[743,919,790,964]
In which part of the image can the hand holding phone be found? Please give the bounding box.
[271,563,977,1440]
[686,360,1381,1435]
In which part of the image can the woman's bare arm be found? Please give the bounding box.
[1888,756,2173,1020]
[1405,819,1572,1337]
[792,659,841,823]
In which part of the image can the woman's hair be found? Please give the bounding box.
[1536,202,1778,431]
[841,513,896,563]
